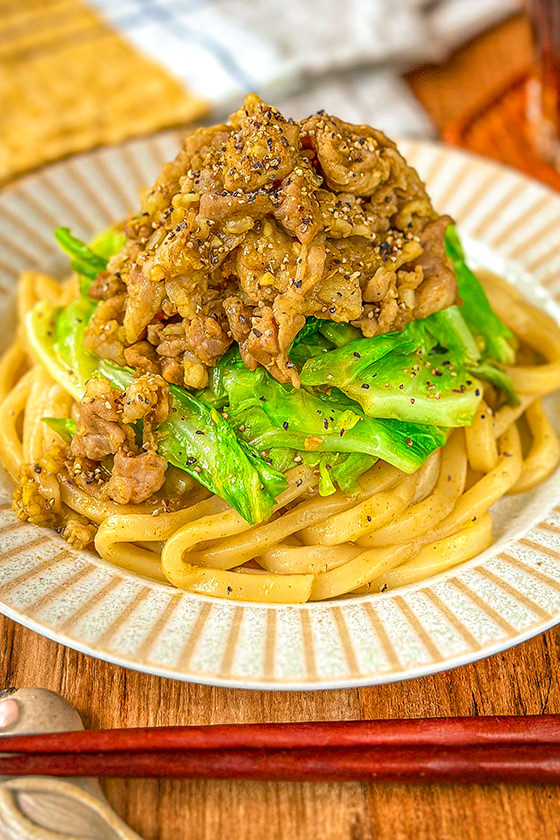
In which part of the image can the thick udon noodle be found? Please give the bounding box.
[1,269,559,603]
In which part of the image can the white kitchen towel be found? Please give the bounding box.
[89,0,520,136]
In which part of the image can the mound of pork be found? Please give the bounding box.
[85,94,457,388]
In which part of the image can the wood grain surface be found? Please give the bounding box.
[2,613,560,840]
[407,14,532,132]
[2,13,560,840]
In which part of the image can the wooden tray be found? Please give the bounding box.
[444,71,560,191]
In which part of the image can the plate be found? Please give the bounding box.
[1,135,560,690]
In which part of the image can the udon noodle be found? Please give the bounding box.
[1,267,559,603]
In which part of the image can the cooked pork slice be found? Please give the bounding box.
[123,340,160,374]
[121,373,170,426]
[70,378,128,461]
[85,95,457,387]
[413,215,457,319]
[106,449,167,505]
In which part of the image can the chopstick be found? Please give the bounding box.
[1,745,560,783]
[2,716,560,754]
[1,717,560,783]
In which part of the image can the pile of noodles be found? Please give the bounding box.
[1,260,559,602]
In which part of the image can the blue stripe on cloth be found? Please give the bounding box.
[128,0,258,92]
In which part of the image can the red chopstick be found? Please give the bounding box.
[1,716,560,754]
[1,717,560,783]
[1,745,560,783]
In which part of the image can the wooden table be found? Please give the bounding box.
[3,616,559,839]
[2,14,559,840]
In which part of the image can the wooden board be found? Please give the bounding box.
[406,14,532,133]
[2,612,560,839]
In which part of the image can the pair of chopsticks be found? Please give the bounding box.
[1,716,560,783]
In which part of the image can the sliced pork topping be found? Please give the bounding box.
[302,113,392,195]
[70,378,129,461]
[65,374,171,503]
[121,373,170,426]
[106,449,168,505]
[223,98,299,191]
[85,94,457,388]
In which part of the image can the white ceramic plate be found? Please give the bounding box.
[1,134,560,690]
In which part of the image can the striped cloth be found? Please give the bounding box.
[1,0,518,185]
